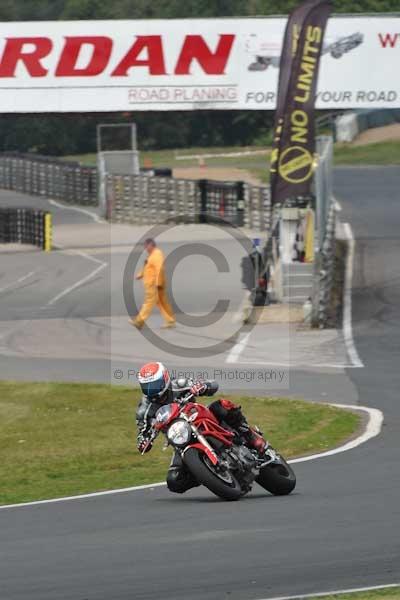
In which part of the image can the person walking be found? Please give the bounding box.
[130,238,176,330]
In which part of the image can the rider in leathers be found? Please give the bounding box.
[136,362,267,494]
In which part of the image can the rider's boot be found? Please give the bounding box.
[209,399,268,457]
[242,425,267,456]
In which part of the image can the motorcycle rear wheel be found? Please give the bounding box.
[183,448,242,501]
[256,454,296,495]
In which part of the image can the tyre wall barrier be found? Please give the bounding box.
[106,173,271,232]
[0,153,98,206]
[0,207,52,251]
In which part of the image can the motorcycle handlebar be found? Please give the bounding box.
[140,427,159,455]
[141,393,196,454]
[177,392,194,404]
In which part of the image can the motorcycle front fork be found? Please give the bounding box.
[257,445,279,468]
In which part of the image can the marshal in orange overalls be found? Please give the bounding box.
[132,245,175,329]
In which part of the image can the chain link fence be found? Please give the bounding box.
[0,153,98,206]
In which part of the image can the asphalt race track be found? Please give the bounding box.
[0,189,351,394]
[1,167,400,600]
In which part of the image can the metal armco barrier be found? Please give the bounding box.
[0,153,97,206]
[0,207,52,251]
[107,174,271,232]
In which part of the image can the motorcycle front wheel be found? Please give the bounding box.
[183,448,242,501]
[256,453,296,496]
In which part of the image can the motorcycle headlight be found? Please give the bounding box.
[167,420,192,447]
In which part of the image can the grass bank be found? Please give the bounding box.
[64,139,400,185]
[63,145,270,169]
[63,146,271,183]
[307,587,400,600]
[334,140,400,165]
[0,381,360,505]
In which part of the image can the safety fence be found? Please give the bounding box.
[106,173,271,231]
[0,153,98,206]
[312,136,336,328]
[0,153,271,231]
[312,201,337,327]
[0,207,52,251]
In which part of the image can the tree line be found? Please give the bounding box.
[0,0,397,156]
[1,0,398,21]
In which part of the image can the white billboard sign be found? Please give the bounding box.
[0,16,399,112]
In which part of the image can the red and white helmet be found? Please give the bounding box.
[138,362,171,400]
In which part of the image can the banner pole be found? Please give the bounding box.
[270,0,332,207]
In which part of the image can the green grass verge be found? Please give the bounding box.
[64,146,271,183]
[334,140,400,166]
[64,139,400,180]
[63,145,271,185]
[307,587,400,600]
[0,381,360,505]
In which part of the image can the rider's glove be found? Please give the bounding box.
[137,434,152,454]
[190,381,207,396]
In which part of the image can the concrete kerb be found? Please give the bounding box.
[53,221,266,250]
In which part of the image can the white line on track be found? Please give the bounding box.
[238,359,357,369]
[0,270,36,294]
[175,149,268,160]
[226,220,363,371]
[289,404,383,464]
[343,222,364,368]
[226,331,252,363]
[0,403,383,511]
[71,249,108,267]
[45,262,106,306]
[334,199,343,212]
[255,582,400,600]
[0,483,166,511]
[44,248,107,307]
[48,199,106,224]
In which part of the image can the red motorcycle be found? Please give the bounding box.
[143,393,296,501]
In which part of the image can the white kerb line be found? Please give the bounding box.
[343,222,364,368]
[45,249,107,307]
[289,404,383,463]
[255,582,400,600]
[0,270,36,293]
[226,331,252,363]
[0,402,384,510]
[175,149,268,160]
[48,199,106,224]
